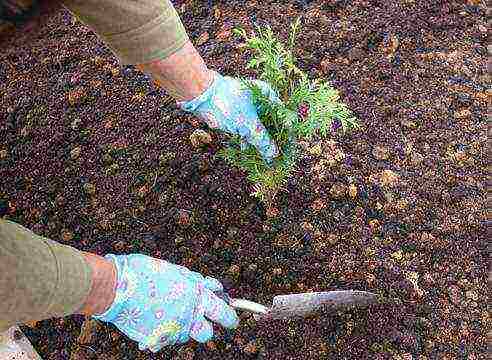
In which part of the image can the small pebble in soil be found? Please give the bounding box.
[348,184,358,199]
[106,163,120,175]
[83,182,96,195]
[327,233,339,245]
[379,170,399,187]
[369,219,381,232]
[61,229,74,242]
[465,290,478,302]
[265,206,279,218]
[0,149,8,160]
[67,87,87,106]
[70,118,82,130]
[228,264,241,276]
[70,146,81,160]
[330,182,347,199]
[448,285,463,306]
[177,210,190,226]
[190,129,212,148]
[410,152,424,166]
[391,250,403,261]
[311,198,326,211]
[454,108,472,118]
[243,340,258,354]
[196,32,210,46]
[401,119,418,129]
[308,143,322,156]
[372,145,390,160]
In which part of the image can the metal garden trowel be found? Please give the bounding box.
[219,290,378,321]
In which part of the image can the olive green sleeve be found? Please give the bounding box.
[0,220,92,331]
[62,0,189,65]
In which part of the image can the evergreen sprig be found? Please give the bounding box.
[219,19,359,206]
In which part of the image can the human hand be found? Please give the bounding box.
[178,72,280,162]
[93,254,238,352]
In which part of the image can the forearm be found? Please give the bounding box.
[61,0,212,102]
[78,252,116,316]
[62,0,189,65]
[137,41,214,101]
[0,220,114,330]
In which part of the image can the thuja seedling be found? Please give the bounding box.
[219,19,359,208]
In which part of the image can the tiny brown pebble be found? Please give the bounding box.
[0,149,8,160]
[206,340,216,350]
[348,184,357,199]
[215,25,231,42]
[114,241,126,252]
[381,34,399,59]
[465,290,478,301]
[243,341,258,354]
[329,182,347,199]
[106,163,120,175]
[320,58,333,73]
[24,320,39,328]
[372,146,389,160]
[177,210,190,225]
[401,119,418,129]
[67,87,86,106]
[70,146,81,159]
[71,118,82,130]
[420,232,435,243]
[248,263,257,272]
[369,219,381,232]
[453,150,468,162]
[302,221,314,231]
[311,198,326,211]
[448,285,462,306]
[83,183,96,195]
[234,334,246,346]
[327,234,339,245]
[175,236,185,245]
[266,206,279,218]
[272,267,283,275]
[61,229,74,242]
[190,129,212,148]
[454,108,471,118]
[379,170,399,187]
[196,32,210,46]
[410,152,424,166]
[228,264,241,275]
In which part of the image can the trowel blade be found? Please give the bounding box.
[258,290,378,320]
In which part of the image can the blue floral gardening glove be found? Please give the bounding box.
[93,254,238,352]
[178,72,280,162]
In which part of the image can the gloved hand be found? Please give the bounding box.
[93,254,238,352]
[178,72,280,162]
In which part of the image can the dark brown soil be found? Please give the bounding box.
[1,0,488,359]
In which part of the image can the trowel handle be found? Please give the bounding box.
[214,291,269,315]
[229,298,269,315]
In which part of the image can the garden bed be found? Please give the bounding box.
[0,0,487,359]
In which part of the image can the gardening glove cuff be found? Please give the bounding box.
[93,254,238,352]
[177,71,279,162]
